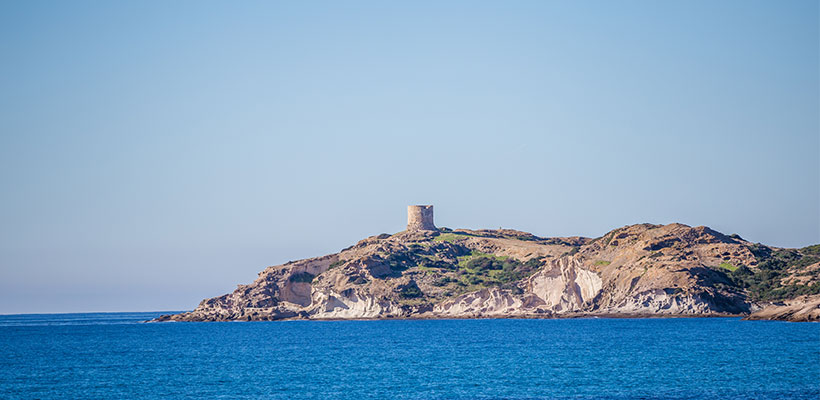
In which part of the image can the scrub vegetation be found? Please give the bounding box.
[728,245,820,301]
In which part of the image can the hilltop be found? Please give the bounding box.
[155,223,819,322]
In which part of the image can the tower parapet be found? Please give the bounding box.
[407,205,436,231]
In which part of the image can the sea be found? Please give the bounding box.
[0,313,817,399]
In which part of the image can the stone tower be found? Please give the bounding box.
[407,205,436,231]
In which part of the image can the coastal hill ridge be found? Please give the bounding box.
[156,207,819,322]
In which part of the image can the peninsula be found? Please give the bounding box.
[156,206,819,322]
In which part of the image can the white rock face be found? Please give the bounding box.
[431,258,603,317]
[309,289,402,319]
[603,290,715,314]
[526,257,603,312]
[433,288,526,317]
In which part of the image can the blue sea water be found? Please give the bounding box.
[0,313,817,399]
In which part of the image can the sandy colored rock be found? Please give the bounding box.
[153,223,817,322]
[745,295,820,322]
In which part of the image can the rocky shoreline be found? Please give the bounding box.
[154,223,819,323]
[153,312,749,323]
[745,295,820,322]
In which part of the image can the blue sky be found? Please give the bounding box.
[1,1,817,313]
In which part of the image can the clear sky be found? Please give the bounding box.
[1,1,818,314]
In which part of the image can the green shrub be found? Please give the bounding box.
[418,259,452,270]
[464,256,504,272]
[458,255,542,286]
[461,275,483,285]
[801,244,820,256]
[434,233,472,243]
[382,251,417,272]
[729,248,819,301]
[399,281,423,299]
[289,272,315,283]
[432,277,455,286]
[717,262,738,272]
[747,243,772,260]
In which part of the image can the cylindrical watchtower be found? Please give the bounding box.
[407,205,436,231]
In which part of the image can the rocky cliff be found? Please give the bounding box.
[745,295,820,322]
[155,224,820,322]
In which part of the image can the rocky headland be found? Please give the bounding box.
[745,295,820,322]
[155,223,819,323]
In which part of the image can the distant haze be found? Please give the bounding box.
[0,1,817,314]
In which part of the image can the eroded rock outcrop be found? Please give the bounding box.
[746,295,820,322]
[154,224,818,322]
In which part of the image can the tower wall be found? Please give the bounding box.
[407,205,436,231]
